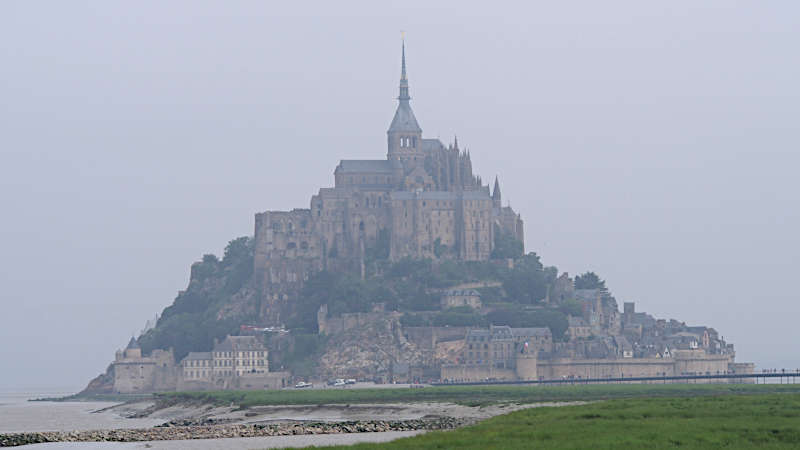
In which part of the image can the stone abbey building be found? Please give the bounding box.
[254,42,523,321]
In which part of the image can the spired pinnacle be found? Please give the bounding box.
[399,34,410,101]
[493,176,502,204]
[388,34,421,134]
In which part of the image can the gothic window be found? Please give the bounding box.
[272,222,282,232]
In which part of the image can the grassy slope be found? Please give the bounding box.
[320,393,800,449]
[158,383,800,408]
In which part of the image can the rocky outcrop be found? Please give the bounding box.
[0,418,469,447]
[318,314,425,379]
[216,284,259,320]
[78,364,114,396]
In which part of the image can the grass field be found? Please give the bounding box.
[158,383,800,408]
[317,393,800,449]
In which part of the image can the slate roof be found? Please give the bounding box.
[213,335,265,352]
[183,352,212,361]
[462,190,491,200]
[422,139,444,152]
[336,160,395,174]
[443,289,480,297]
[466,329,490,339]
[511,327,552,338]
[388,101,422,133]
[490,325,513,339]
[390,191,490,201]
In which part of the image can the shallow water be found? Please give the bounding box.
[16,432,422,449]
[0,393,162,433]
[0,392,421,449]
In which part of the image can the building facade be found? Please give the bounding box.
[441,289,482,310]
[180,335,270,382]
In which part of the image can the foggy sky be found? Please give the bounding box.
[1,1,798,392]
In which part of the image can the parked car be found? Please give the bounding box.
[333,379,346,387]
[294,381,313,389]
[345,379,356,385]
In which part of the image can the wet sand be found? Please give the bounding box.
[14,431,422,449]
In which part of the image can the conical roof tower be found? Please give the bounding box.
[387,37,423,163]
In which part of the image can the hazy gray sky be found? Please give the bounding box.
[1,1,798,392]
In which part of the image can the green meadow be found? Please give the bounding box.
[319,392,800,449]
[159,383,800,408]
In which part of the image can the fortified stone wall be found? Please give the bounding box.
[112,349,178,394]
[176,372,290,392]
[671,350,732,375]
[440,364,517,382]
[318,305,400,336]
[538,358,676,380]
[444,350,737,383]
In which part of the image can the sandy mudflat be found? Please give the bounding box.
[0,401,163,433]
[17,431,422,449]
[111,399,581,425]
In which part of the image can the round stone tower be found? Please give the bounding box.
[515,351,538,380]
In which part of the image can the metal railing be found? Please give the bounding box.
[433,370,800,386]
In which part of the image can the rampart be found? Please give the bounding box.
[444,350,736,383]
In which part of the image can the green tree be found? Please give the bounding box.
[491,228,524,259]
[575,272,606,290]
[501,253,549,304]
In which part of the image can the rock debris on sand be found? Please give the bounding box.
[0,417,468,447]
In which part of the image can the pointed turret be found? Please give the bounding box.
[126,336,140,350]
[493,176,502,208]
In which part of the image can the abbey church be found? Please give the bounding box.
[253,42,524,320]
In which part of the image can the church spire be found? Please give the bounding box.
[387,34,422,160]
[493,176,502,207]
[399,35,410,101]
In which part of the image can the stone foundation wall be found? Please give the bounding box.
[176,372,291,391]
[538,358,676,380]
[440,364,516,382]
[443,351,738,383]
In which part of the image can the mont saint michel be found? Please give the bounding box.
[5,3,800,448]
[73,42,754,396]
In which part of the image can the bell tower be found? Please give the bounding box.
[387,37,423,166]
